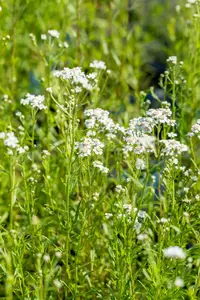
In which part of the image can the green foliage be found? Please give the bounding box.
[0,0,200,299]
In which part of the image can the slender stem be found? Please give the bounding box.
[172,66,176,121]
[11,0,17,110]
[172,178,175,212]
[76,0,81,63]
[31,109,36,163]
[10,158,16,229]
[65,98,77,284]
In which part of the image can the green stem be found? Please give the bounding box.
[65,98,77,283]
[10,159,16,230]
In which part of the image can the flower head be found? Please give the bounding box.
[174,277,184,287]
[163,246,186,259]
[75,137,104,157]
[48,30,60,38]
[20,94,47,110]
[4,132,19,148]
[90,60,106,70]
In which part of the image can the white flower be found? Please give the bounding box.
[41,34,47,40]
[29,33,35,41]
[7,149,13,155]
[105,213,113,219]
[146,108,174,126]
[15,111,24,119]
[55,251,62,258]
[192,176,198,182]
[46,87,52,93]
[31,215,40,225]
[183,211,189,217]
[188,119,200,137]
[53,279,62,289]
[48,30,60,39]
[174,277,184,287]
[129,117,154,133]
[17,147,26,154]
[84,108,124,136]
[134,220,142,232]
[0,132,5,139]
[53,67,94,91]
[123,204,132,213]
[138,210,147,218]
[93,192,99,200]
[42,150,50,158]
[4,132,19,148]
[160,139,188,157]
[75,137,104,157]
[167,56,177,65]
[90,60,106,70]
[123,134,155,155]
[136,158,146,170]
[168,132,177,138]
[160,217,168,223]
[63,41,69,48]
[20,94,47,110]
[43,254,50,262]
[115,185,125,193]
[71,86,82,94]
[137,233,148,241]
[163,246,186,259]
[93,160,109,174]
[87,72,97,80]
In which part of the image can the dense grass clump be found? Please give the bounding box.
[1,0,200,299]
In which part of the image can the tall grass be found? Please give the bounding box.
[0,0,200,299]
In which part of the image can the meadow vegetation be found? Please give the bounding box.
[0,0,200,299]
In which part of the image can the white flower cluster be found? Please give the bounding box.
[174,277,184,287]
[75,137,104,157]
[53,67,96,92]
[42,150,50,159]
[47,29,60,39]
[0,132,18,148]
[93,160,109,174]
[105,205,147,233]
[163,246,186,259]
[89,60,106,70]
[160,139,188,157]
[105,213,113,219]
[168,132,177,138]
[123,134,155,155]
[137,233,148,241]
[123,107,177,155]
[0,132,28,154]
[20,94,47,110]
[167,56,177,65]
[115,184,126,194]
[188,119,200,138]
[135,158,146,170]
[41,30,60,41]
[146,108,175,127]
[128,108,175,138]
[129,117,154,134]
[84,108,124,137]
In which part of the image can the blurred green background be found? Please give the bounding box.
[0,0,183,114]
